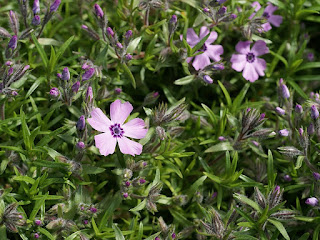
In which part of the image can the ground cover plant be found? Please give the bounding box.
[1,0,320,239]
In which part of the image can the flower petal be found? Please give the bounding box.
[268,15,283,27]
[110,99,133,124]
[205,31,218,45]
[94,132,117,156]
[230,54,246,72]
[186,57,193,63]
[186,28,199,47]
[192,54,211,70]
[253,58,267,76]
[87,108,111,132]
[251,40,269,56]
[206,45,223,62]
[235,41,251,54]
[123,118,148,139]
[243,63,259,82]
[262,23,272,32]
[199,26,210,39]
[118,137,143,156]
[264,3,278,15]
[249,1,261,19]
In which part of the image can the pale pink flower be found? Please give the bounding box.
[186,26,223,70]
[230,40,269,82]
[87,100,148,156]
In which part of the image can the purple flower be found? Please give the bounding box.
[94,4,104,18]
[172,233,176,239]
[311,105,319,119]
[252,140,259,147]
[33,0,40,14]
[275,107,285,115]
[279,129,289,137]
[82,68,95,81]
[170,15,177,24]
[186,26,223,70]
[259,113,266,121]
[90,207,97,213]
[279,80,290,99]
[49,87,59,97]
[212,63,224,70]
[71,81,80,93]
[86,86,93,103]
[139,178,146,184]
[87,100,148,156]
[305,197,318,207]
[203,75,213,84]
[218,136,226,141]
[125,181,131,187]
[83,219,89,225]
[263,3,283,28]
[114,88,122,94]
[50,0,61,12]
[32,15,41,26]
[313,172,320,181]
[61,67,70,81]
[8,35,18,50]
[126,54,133,60]
[34,233,40,239]
[231,40,269,82]
[116,42,123,49]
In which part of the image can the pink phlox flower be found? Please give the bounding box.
[230,40,269,82]
[186,26,223,71]
[87,100,148,156]
[249,2,282,32]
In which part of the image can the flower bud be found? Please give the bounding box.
[85,86,93,103]
[5,61,13,66]
[94,4,104,18]
[82,68,95,81]
[61,67,70,81]
[76,115,85,131]
[283,175,292,181]
[71,81,80,93]
[116,42,123,49]
[114,88,122,94]
[279,129,289,137]
[279,79,290,99]
[34,233,40,239]
[172,233,176,239]
[11,91,18,96]
[76,142,85,150]
[203,75,213,84]
[123,192,129,198]
[218,6,227,15]
[50,0,61,12]
[33,0,40,14]
[8,35,18,50]
[259,113,266,121]
[125,181,131,187]
[49,87,59,97]
[203,7,210,13]
[125,30,133,39]
[311,105,319,119]
[32,15,41,26]
[212,63,225,70]
[305,197,318,207]
[83,220,89,225]
[307,123,315,135]
[8,67,14,75]
[90,207,97,213]
[35,219,41,226]
[106,27,114,37]
[313,172,320,181]
[275,107,285,115]
[307,53,314,62]
[125,54,133,60]
[295,104,303,114]
[139,178,146,184]
[218,136,226,141]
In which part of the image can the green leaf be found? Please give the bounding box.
[127,37,142,53]
[298,233,310,240]
[296,62,320,71]
[29,194,47,221]
[26,77,45,99]
[287,80,308,99]
[99,192,122,231]
[55,35,74,66]
[270,50,288,68]
[31,33,48,67]
[268,41,286,77]
[122,63,136,89]
[218,80,232,107]
[13,176,35,184]
[82,165,105,175]
[169,209,193,225]
[203,172,222,184]
[144,232,161,240]
[267,219,290,240]
[20,108,31,150]
[191,33,210,55]
[129,199,147,212]
[267,150,275,188]
[232,83,250,113]
[201,103,217,125]
[205,142,234,153]
[187,176,207,196]
[38,228,55,240]
[112,224,125,240]
[233,193,262,213]
[174,75,195,85]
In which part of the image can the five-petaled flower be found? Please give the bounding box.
[230,40,269,82]
[87,100,148,156]
[186,26,223,70]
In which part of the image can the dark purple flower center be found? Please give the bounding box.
[110,123,124,138]
[246,52,255,63]
[263,12,270,18]
[199,43,207,52]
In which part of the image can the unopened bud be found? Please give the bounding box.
[218,136,226,141]
[311,105,319,119]
[275,107,285,115]
[32,15,41,26]
[8,35,18,50]
[306,197,318,207]
[313,172,320,181]
[203,75,213,84]
[114,88,122,94]
[50,0,61,12]
[279,129,289,137]
[123,192,129,198]
[125,30,133,39]
[72,81,80,93]
[94,4,104,18]
[61,67,70,81]
[49,87,59,97]
[82,68,95,81]
[307,123,315,135]
[295,104,303,114]
[125,54,133,60]
[76,115,85,131]
[283,175,292,181]
[33,0,40,14]
[218,6,227,15]
[106,27,114,37]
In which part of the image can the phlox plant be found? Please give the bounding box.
[0,0,320,240]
